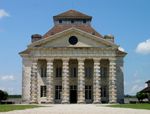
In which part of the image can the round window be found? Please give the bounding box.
[68,36,78,45]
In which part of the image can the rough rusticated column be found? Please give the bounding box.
[77,58,85,103]
[109,58,117,103]
[93,58,101,103]
[22,58,32,103]
[46,58,54,103]
[30,59,38,103]
[62,58,70,104]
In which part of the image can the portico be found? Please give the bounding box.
[28,57,116,104]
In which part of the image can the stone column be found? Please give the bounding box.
[93,58,101,103]
[77,58,85,103]
[30,59,38,103]
[46,58,54,103]
[109,58,117,103]
[22,57,32,103]
[62,58,70,104]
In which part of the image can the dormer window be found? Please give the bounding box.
[71,20,74,24]
[59,20,62,24]
[83,20,87,24]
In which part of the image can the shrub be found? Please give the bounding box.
[0,90,8,103]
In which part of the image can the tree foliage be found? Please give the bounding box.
[136,92,147,102]
[0,90,8,103]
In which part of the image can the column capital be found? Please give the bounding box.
[46,58,54,62]
[62,58,69,62]
[77,58,85,62]
[109,57,116,62]
[32,58,38,62]
[93,58,101,62]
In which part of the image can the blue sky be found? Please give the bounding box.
[0,0,150,95]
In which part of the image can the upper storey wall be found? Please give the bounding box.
[54,19,91,26]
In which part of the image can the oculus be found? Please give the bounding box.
[69,36,78,45]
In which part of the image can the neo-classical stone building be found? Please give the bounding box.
[20,10,126,104]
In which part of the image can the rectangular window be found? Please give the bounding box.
[55,85,62,99]
[85,67,92,77]
[70,67,77,77]
[40,86,46,97]
[85,85,92,100]
[71,20,74,23]
[101,67,107,77]
[70,85,77,90]
[56,67,62,77]
[41,67,47,77]
[83,20,87,24]
[59,20,62,23]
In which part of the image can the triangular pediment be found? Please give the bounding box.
[28,28,118,49]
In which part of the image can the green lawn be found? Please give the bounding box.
[0,105,40,112]
[109,103,150,110]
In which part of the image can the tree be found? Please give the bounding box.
[0,90,8,103]
[136,92,147,103]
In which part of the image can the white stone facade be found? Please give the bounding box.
[20,10,126,104]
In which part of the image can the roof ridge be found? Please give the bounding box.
[53,10,92,20]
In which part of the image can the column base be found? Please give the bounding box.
[109,102,117,104]
[29,101,38,104]
[61,101,70,104]
[77,101,85,104]
[46,101,54,104]
[109,99,117,104]
[22,100,30,104]
[93,101,101,104]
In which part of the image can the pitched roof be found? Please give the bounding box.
[140,87,150,93]
[43,24,102,38]
[53,10,92,20]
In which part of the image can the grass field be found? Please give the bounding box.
[109,103,150,110]
[0,105,40,112]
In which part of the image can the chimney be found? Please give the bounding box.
[31,34,42,43]
[104,34,114,43]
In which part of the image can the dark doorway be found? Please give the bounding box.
[70,85,77,103]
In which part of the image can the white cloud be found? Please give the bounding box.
[136,39,150,54]
[0,9,9,19]
[0,75,15,81]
